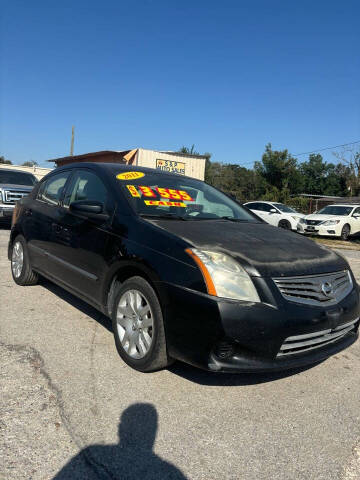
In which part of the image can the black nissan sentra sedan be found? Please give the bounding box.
[8,163,359,372]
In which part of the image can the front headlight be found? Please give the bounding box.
[299,218,306,224]
[291,215,300,221]
[186,248,260,302]
[320,220,340,226]
[0,190,3,203]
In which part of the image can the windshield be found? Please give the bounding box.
[116,171,259,222]
[317,206,353,216]
[273,203,297,213]
[0,171,37,186]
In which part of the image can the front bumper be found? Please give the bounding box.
[0,204,14,222]
[297,222,342,237]
[162,279,360,372]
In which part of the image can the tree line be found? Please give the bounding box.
[179,144,360,212]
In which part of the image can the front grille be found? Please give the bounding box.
[3,189,29,204]
[305,220,322,226]
[273,270,352,306]
[277,318,359,357]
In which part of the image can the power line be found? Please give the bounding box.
[293,140,360,157]
[236,140,360,167]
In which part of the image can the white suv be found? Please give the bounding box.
[243,201,303,230]
[297,204,360,240]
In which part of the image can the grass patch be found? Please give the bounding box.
[311,237,360,250]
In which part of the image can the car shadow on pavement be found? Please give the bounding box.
[52,403,188,480]
[39,278,112,333]
[169,360,320,387]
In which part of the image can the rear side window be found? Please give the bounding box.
[63,170,108,208]
[37,172,71,206]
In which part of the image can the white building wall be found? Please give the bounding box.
[135,149,206,180]
[0,164,53,180]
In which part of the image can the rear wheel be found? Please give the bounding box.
[278,219,291,230]
[11,235,38,285]
[340,224,350,241]
[111,276,172,372]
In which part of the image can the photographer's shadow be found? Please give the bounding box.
[53,403,187,480]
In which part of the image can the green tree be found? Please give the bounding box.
[254,144,303,196]
[0,156,12,165]
[21,161,38,167]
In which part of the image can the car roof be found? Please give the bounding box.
[52,162,202,182]
[0,168,35,176]
[245,201,275,204]
[325,204,360,207]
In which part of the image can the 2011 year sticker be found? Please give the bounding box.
[117,171,145,180]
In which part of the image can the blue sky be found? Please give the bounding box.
[1,0,359,167]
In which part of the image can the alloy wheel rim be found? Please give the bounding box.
[116,289,154,359]
[12,241,24,278]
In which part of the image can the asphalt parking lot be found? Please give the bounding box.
[1,227,359,480]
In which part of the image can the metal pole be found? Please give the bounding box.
[70,126,75,156]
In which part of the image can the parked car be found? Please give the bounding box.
[243,201,303,230]
[8,163,359,372]
[297,204,360,240]
[0,169,37,224]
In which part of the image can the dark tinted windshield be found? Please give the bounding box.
[116,171,258,221]
[0,171,37,186]
[317,206,353,216]
[273,203,297,213]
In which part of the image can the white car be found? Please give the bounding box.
[243,201,303,230]
[297,204,360,240]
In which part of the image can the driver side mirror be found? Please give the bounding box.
[353,214,360,219]
[70,200,109,222]
[270,208,277,213]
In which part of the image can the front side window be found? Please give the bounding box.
[63,170,108,208]
[317,206,353,216]
[37,172,71,206]
[273,203,297,213]
[260,203,275,213]
[115,171,259,222]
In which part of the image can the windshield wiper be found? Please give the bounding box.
[218,216,248,222]
[139,213,187,221]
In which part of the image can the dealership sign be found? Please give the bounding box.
[156,159,185,175]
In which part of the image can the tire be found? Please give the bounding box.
[111,276,172,372]
[340,224,350,241]
[278,219,292,230]
[11,235,39,286]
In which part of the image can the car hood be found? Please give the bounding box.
[305,214,346,221]
[148,219,348,277]
[0,183,33,191]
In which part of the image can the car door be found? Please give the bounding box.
[26,170,73,275]
[260,203,281,226]
[350,207,360,234]
[246,202,265,219]
[52,168,115,305]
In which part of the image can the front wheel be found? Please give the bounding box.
[111,276,172,372]
[340,224,350,241]
[11,235,39,286]
[278,219,291,230]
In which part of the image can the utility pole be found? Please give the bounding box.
[70,126,75,156]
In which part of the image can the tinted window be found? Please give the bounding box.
[317,206,353,216]
[116,171,258,221]
[63,170,108,208]
[246,203,259,210]
[259,203,274,213]
[353,207,360,215]
[0,170,37,186]
[38,172,71,206]
[273,203,297,213]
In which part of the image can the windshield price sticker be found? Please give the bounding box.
[117,171,145,181]
[144,200,186,207]
[126,185,194,201]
